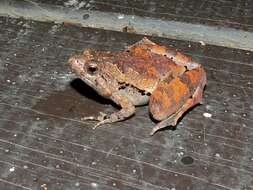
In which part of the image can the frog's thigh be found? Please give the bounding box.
[149,78,191,121]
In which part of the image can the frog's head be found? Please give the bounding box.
[68,49,102,89]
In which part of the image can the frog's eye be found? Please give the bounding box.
[75,59,81,65]
[87,65,98,75]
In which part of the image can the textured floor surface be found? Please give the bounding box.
[0,15,253,190]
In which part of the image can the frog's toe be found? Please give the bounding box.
[150,116,177,135]
[81,116,97,121]
[81,112,107,121]
[97,112,108,121]
[81,112,111,129]
[92,119,111,129]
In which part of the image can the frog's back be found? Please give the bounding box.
[112,51,181,92]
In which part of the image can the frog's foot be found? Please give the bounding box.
[81,112,107,122]
[150,86,204,135]
[150,107,185,136]
[92,117,113,129]
[81,112,112,129]
[92,106,135,129]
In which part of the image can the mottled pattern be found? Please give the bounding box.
[113,51,181,91]
[150,67,206,120]
[150,79,190,120]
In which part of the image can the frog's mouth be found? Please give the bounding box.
[80,77,94,88]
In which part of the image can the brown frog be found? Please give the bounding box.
[68,37,206,135]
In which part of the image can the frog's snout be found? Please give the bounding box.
[68,56,85,76]
[68,56,77,68]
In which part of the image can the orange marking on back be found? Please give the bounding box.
[131,45,151,59]
[150,82,174,120]
[169,78,190,104]
[171,66,186,77]
[175,52,192,63]
[186,67,205,87]
[147,67,160,78]
[151,45,167,55]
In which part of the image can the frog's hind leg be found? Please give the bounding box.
[149,67,206,135]
[150,86,204,135]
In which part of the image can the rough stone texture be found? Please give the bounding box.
[0,17,253,190]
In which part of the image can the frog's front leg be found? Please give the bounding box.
[149,67,206,135]
[82,92,135,129]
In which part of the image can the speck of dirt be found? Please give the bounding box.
[83,14,90,20]
[91,182,98,188]
[33,177,38,182]
[181,156,194,165]
[117,14,125,19]
[9,166,15,172]
[122,25,136,33]
[203,112,212,118]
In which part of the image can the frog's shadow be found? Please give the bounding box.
[70,78,119,108]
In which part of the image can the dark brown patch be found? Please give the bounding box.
[122,25,136,33]
[179,73,195,94]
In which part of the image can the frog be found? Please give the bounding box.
[68,37,206,135]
